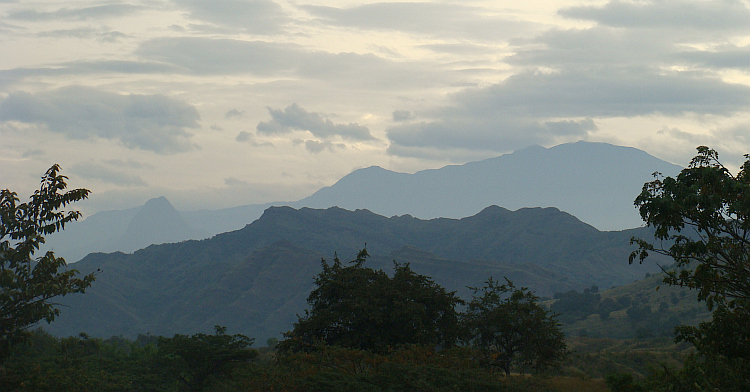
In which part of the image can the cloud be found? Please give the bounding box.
[225,109,243,118]
[224,177,249,186]
[507,27,671,70]
[71,164,147,187]
[387,118,596,153]
[452,68,750,118]
[173,0,289,34]
[392,110,412,122]
[236,131,274,147]
[257,103,374,141]
[103,159,155,170]
[36,28,128,42]
[0,86,201,153]
[300,2,536,42]
[21,149,44,158]
[134,37,446,88]
[559,0,750,31]
[676,45,750,70]
[385,65,750,156]
[9,4,144,21]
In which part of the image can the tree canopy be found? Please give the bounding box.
[632,146,750,391]
[281,249,463,353]
[462,278,566,375]
[0,164,95,360]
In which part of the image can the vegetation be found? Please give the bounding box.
[0,165,95,361]
[280,249,463,353]
[630,146,750,391]
[463,278,567,375]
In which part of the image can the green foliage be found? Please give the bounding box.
[631,146,750,390]
[156,326,257,392]
[1,329,162,391]
[631,146,750,309]
[281,249,463,353]
[0,165,95,361]
[463,278,567,375]
[605,372,645,392]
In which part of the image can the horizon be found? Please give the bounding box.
[2,0,750,217]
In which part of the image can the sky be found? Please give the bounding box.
[2,0,750,216]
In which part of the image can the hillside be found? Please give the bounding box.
[45,205,665,341]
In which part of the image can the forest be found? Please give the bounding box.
[2,146,750,391]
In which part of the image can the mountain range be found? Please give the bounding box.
[43,141,682,262]
[45,205,666,341]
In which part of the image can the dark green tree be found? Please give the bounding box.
[462,278,566,376]
[156,325,257,392]
[0,164,95,361]
[632,146,750,391]
[281,249,463,353]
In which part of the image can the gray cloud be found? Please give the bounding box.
[236,131,274,147]
[0,86,200,153]
[392,110,412,122]
[173,0,289,34]
[559,0,750,31]
[136,38,298,76]
[387,118,596,153]
[257,103,374,141]
[134,37,445,89]
[452,68,750,118]
[300,2,536,42]
[385,64,750,156]
[225,109,244,118]
[36,28,128,42]
[676,45,750,70]
[9,4,144,21]
[507,27,672,70]
[0,61,178,86]
[21,149,44,158]
[71,164,147,187]
[103,159,155,170]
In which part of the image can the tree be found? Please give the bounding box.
[280,249,463,353]
[631,146,750,309]
[156,326,257,392]
[631,146,750,391]
[462,278,566,375]
[0,164,95,360]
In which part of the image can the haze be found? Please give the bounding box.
[2,0,750,216]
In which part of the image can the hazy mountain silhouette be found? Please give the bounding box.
[47,141,681,262]
[297,141,682,230]
[45,205,664,341]
[43,196,208,262]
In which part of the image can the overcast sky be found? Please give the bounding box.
[2,0,750,215]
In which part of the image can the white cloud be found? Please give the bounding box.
[0,86,201,153]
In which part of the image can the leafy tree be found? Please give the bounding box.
[462,278,566,375]
[156,325,257,392]
[0,164,95,361]
[281,249,463,353]
[632,146,750,390]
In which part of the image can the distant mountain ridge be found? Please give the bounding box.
[44,141,682,262]
[45,205,665,341]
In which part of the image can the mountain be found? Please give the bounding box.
[46,141,682,263]
[43,197,208,262]
[297,141,682,231]
[45,205,666,341]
